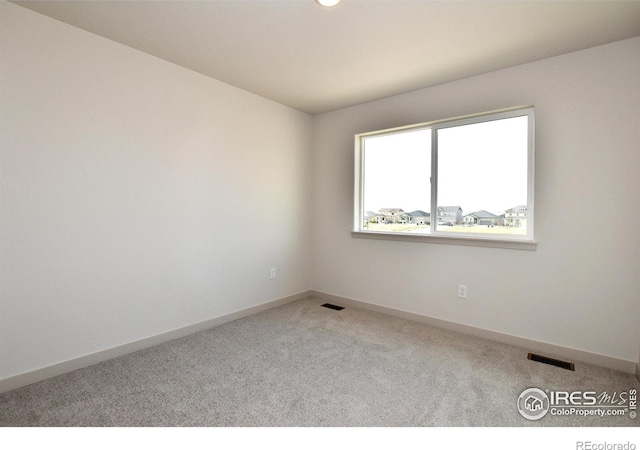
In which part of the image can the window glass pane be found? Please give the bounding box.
[362,128,431,233]
[436,115,528,236]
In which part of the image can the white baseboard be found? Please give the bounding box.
[0,290,311,395]
[311,290,638,375]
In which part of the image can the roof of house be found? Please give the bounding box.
[465,210,498,219]
[437,206,462,212]
[378,208,404,214]
[407,210,430,217]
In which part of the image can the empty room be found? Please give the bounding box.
[1,0,639,443]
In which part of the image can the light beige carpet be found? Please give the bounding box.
[1,296,638,426]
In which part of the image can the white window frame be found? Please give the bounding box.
[353,106,536,251]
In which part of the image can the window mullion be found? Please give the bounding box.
[430,126,438,235]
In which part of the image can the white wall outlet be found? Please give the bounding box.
[458,284,468,299]
[270,268,276,280]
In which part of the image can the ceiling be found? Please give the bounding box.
[12,0,640,115]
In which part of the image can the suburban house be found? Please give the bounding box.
[366,209,431,225]
[364,211,378,223]
[436,206,463,225]
[377,208,408,224]
[505,205,528,227]
[407,210,431,225]
[463,210,504,227]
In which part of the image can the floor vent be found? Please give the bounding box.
[527,353,575,371]
[321,303,345,311]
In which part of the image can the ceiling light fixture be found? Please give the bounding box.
[315,0,342,7]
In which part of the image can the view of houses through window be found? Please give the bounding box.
[357,108,533,240]
[364,205,528,235]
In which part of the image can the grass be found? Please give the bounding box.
[365,223,429,233]
[439,225,526,235]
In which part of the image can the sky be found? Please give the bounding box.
[362,115,528,215]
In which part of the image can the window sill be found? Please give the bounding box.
[351,230,538,251]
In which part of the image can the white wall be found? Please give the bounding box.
[312,37,640,365]
[0,3,313,380]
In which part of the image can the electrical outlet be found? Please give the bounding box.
[458,284,467,299]
[270,268,276,280]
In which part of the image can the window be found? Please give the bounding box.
[354,107,535,249]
